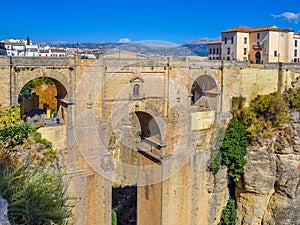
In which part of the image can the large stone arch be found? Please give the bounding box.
[15,68,70,124]
[191,74,220,111]
[15,68,70,98]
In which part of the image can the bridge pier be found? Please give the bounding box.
[69,173,111,225]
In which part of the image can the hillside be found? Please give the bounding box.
[44,37,216,56]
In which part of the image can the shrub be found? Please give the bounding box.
[0,123,34,149]
[219,198,236,225]
[0,107,21,126]
[0,160,71,225]
[238,92,289,139]
[220,119,250,181]
[288,88,300,110]
[112,209,117,225]
[208,148,222,175]
[0,109,72,224]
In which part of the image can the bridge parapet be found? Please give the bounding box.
[0,56,73,67]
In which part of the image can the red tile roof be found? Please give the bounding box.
[222,25,293,33]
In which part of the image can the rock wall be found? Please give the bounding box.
[236,111,300,225]
[0,197,10,225]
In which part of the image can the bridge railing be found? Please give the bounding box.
[0,56,73,67]
[0,56,10,66]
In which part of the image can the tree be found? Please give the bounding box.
[20,80,34,96]
[26,36,30,45]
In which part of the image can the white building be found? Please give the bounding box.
[38,45,66,57]
[0,39,26,56]
[25,44,39,57]
[208,42,222,60]
[49,48,66,57]
[293,33,300,63]
[209,25,297,63]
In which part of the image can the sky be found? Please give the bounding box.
[1,0,300,44]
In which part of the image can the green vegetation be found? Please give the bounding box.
[288,88,300,110]
[0,107,21,125]
[20,78,54,96]
[20,80,34,96]
[209,119,250,182]
[33,77,54,86]
[207,128,224,175]
[210,92,291,180]
[0,123,33,148]
[218,198,236,225]
[0,161,70,225]
[212,91,296,225]
[26,36,30,45]
[112,209,117,225]
[238,92,289,139]
[208,148,222,175]
[220,119,250,181]
[231,96,246,112]
[0,107,72,225]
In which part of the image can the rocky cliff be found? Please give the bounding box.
[0,197,10,225]
[236,110,300,225]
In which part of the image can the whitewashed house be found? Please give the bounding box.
[25,44,39,56]
[0,39,26,56]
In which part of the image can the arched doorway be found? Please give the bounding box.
[19,77,68,126]
[111,110,163,225]
[255,51,261,64]
[135,111,163,225]
[191,75,219,111]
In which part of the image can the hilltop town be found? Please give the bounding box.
[0,38,97,58]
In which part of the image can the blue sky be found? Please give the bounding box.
[1,0,299,44]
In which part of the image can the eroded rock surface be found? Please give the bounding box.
[0,197,10,225]
[236,111,300,225]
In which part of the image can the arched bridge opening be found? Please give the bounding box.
[111,110,164,225]
[191,75,220,111]
[18,77,68,126]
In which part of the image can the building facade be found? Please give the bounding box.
[0,39,26,56]
[208,42,222,60]
[25,44,39,56]
[209,25,297,63]
[0,40,68,57]
[293,33,300,63]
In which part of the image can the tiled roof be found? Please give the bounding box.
[50,49,65,53]
[222,25,293,33]
[222,26,252,33]
[1,41,25,45]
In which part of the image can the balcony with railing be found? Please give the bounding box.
[137,137,167,163]
[252,43,262,50]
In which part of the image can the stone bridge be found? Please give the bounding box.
[0,55,300,225]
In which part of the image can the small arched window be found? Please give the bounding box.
[133,84,140,96]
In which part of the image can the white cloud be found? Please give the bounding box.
[118,38,131,43]
[271,12,300,24]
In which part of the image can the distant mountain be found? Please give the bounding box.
[184,37,221,45]
[43,38,220,57]
[181,37,221,56]
[44,42,122,50]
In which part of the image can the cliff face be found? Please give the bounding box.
[0,197,10,225]
[236,111,300,225]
